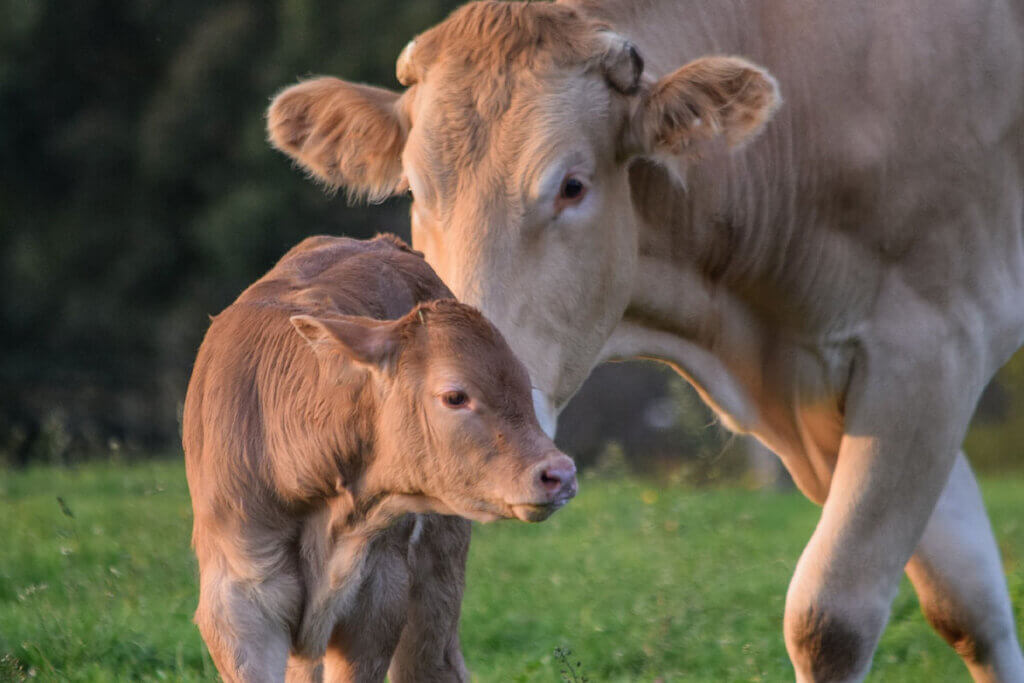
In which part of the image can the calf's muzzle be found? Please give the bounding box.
[512,452,578,522]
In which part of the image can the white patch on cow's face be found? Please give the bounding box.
[408,71,640,410]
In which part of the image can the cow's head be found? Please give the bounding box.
[270,1,780,434]
[291,299,576,522]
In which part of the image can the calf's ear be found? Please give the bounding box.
[630,56,780,158]
[268,78,407,202]
[290,314,400,371]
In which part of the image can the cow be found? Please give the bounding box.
[182,234,577,682]
[265,1,1024,680]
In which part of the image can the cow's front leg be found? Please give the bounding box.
[388,515,471,683]
[784,344,980,682]
[906,451,1024,682]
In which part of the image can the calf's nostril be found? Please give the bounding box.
[538,460,576,494]
[539,468,563,491]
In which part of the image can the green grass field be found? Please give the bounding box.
[1,460,1021,681]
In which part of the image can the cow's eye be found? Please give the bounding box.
[440,390,469,409]
[560,176,586,202]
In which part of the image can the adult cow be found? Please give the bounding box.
[267,1,1024,680]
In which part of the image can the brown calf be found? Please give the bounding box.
[183,234,576,682]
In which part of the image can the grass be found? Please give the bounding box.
[1,459,1022,681]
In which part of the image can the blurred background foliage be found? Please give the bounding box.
[1,0,1022,478]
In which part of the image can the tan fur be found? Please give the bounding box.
[405,1,609,79]
[267,80,407,202]
[183,234,575,681]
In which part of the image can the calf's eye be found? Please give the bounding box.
[440,390,469,409]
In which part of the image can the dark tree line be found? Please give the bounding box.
[0,0,462,462]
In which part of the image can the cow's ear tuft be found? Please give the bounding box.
[290,314,400,371]
[632,56,780,158]
[268,78,408,203]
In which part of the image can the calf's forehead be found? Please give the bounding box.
[420,317,533,400]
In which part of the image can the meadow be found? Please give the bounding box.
[1,459,1021,681]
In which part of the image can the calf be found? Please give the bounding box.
[183,234,576,682]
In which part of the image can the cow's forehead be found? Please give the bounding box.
[410,1,605,77]
[407,67,614,208]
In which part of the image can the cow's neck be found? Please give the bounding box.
[570,0,765,74]
[605,157,775,437]
[603,156,857,495]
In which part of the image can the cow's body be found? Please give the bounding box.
[583,0,1024,499]
[267,1,1024,679]
[183,234,575,682]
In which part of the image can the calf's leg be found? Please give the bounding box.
[388,515,472,683]
[194,565,296,683]
[321,528,414,683]
[286,656,323,683]
[906,452,1024,682]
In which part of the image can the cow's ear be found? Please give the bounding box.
[268,78,407,202]
[630,56,780,158]
[290,314,400,371]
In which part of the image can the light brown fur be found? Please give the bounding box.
[183,234,575,682]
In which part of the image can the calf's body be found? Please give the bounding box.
[183,234,575,682]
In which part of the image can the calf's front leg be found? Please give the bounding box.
[784,343,980,681]
[906,451,1024,682]
[388,515,472,683]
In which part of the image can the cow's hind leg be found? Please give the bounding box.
[906,452,1024,682]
